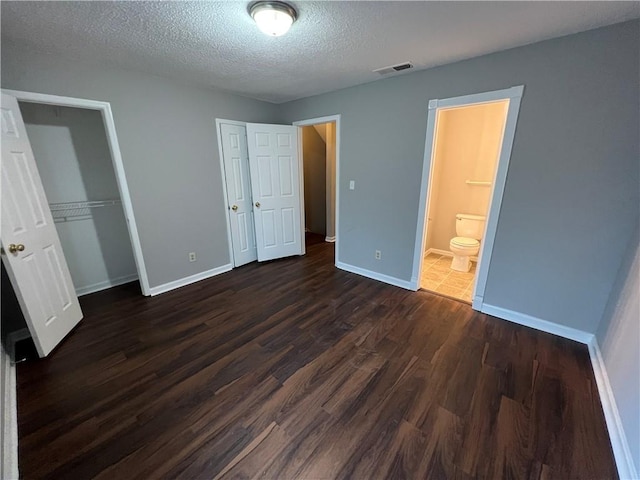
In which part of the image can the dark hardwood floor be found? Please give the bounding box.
[17,240,617,479]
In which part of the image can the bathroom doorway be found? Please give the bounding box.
[412,87,524,307]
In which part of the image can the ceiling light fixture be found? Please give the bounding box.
[249,1,297,37]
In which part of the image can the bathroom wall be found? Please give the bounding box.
[424,113,448,251]
[302,125,327,235]
[20,102,138,295]
[426,101,508,252]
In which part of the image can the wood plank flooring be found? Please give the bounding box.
[17,240,617,479]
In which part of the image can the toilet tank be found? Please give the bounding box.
[456,214,486,240]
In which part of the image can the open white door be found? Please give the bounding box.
[219,122,257,267]
[246,123,303,262]
[1,93,83,357]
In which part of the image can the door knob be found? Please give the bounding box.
[255,202,261,208]
[231,205,238,211]
[8,244,25,253]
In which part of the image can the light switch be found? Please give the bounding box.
[349,180,355,190]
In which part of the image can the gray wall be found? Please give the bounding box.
[20,103,137,294]
[302,126,327,235]
[597,225,639,473]
[1,42,279,289]
[279,20,640,333]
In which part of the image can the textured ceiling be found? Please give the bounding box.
[2,1,639,103]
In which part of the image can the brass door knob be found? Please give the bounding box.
[8,244,25,253]
[231,205,238,211]
[255,202,261,208]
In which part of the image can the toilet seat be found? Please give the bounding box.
[450,236,479,248]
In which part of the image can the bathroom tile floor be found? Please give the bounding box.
[421,252,476,303]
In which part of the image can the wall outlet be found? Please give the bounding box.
[375,250,382,260]
[188,252,197,262]
[349,180,355,190]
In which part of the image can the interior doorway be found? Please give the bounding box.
[419,100,509,302]
[293,115,340,262]
[2,89,150,296]
[412,87,524,309]
[1,90,149,357]
[18,102,138,296]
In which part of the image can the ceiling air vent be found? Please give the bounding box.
[373,62,414,76]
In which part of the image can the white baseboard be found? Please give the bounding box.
[149,264,233,296]
[480,303,594,344]
[588,339,639,480]
[336,261,414,290]
[426,248,452,257]
[76,274,139,297]
[2,347,18,480]
[425,248,478,262]
[325,236,336,243]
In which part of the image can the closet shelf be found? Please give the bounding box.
[465,180,492,186]
[49,199,122,222]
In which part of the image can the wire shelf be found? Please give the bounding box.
[49,199,122,222]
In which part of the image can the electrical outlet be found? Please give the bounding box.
[189,252,197,262]
[375,250,381,260]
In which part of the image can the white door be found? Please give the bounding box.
[219,122,257,267]
[246,123,303,261]
[1,93,83,357]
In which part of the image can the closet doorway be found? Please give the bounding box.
[4,89,149,296]
[216,116,340,269]
[216,119,304,267]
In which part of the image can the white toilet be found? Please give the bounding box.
[449,213,486,272]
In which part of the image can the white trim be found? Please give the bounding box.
[411,86,524,299]
[426,248,453,257]
[149,263,232,296]
[215,118,247,268]
[293,115,341,265]
[76,274,139,297]
[2,89,151,296]
[1,347,18,480]
[336,261,414,290]
[588,339,639,480]
[325,236,336,243]
[480,303,594,344]
[295,126,307,256]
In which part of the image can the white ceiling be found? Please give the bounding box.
[2,1,639,103]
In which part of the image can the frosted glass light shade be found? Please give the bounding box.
[250,2,297,37]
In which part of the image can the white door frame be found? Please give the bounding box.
[411,86,524,310]
[293,114,341,265]
[215,118,248,268]
[2,88,151,296]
